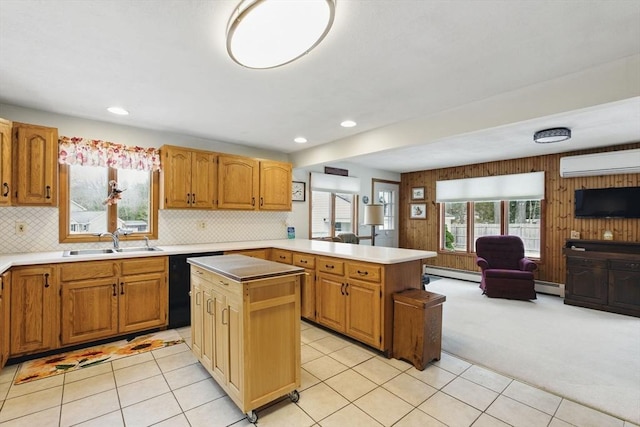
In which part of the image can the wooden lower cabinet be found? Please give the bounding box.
[1,271,10,369]
[190,263,301,419]
[10,265,59,355]
[316,262,381,349]
[60,257,168,346]
[292,253,316,321]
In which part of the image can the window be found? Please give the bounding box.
[440,200,542,258]
[436,172,544,258]
[311,191,356,238]
[58,136,160,243]
[377,189,395,230]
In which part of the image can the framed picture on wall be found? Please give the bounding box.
[410,203,427,219]
[411,187,425,200]
[292,181,306,202]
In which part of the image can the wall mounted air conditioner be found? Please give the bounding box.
[559,149,640,178]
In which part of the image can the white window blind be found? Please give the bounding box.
[436,171,545,202]
[310,172,360,194]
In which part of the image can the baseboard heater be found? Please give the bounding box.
[424,266,565,297]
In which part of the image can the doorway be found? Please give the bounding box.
[372,179,400,247]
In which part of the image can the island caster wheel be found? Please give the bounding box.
[288,390,300,403]
[246,410,258,423]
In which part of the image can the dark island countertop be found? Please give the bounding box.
[187,254,304,282]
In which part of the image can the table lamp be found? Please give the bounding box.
[363,204,384,246]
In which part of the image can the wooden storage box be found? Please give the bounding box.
[392,289,446,370]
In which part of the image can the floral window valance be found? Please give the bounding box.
[58,136,161,172]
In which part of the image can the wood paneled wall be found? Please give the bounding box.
[400,142,640,284]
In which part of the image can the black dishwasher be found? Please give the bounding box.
[168,251,223,328]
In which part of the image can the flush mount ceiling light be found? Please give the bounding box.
[340,120,356,128]
[107,106,129,115]
[533,127,571,143]
[226,0,336,69]
[294,137,308,143]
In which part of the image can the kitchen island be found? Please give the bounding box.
[187,254,304,423]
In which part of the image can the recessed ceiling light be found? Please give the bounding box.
[340,120,356,128]
[294,137,308,143]
[107,107,129,115]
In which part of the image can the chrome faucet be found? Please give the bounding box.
[144,236,150,249]
[100,228,130,250]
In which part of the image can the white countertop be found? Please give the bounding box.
[0,239,437,275]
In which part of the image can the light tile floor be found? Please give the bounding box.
[0,321,637,427]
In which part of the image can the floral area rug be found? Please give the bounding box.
[14,330,184,385]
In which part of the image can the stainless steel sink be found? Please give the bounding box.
[63,248,115,256]
[115,247,163,253]
[62,247,162,256]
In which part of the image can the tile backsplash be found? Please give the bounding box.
[0,207,293,254]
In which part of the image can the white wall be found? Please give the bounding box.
[0,105,398,253]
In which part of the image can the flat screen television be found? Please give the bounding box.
[575,186,640,218]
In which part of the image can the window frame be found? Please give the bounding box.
[439,199,543,260]
[59,164,159,243]
[309,190,358,240]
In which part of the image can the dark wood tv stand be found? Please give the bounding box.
[563,239,640,317]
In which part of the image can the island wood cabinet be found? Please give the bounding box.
[0,118,12,206]
[0,271,10,370]
[564,239,640,317]
[293,253,316,321]
[60,257,169,345]
[189,257,302,420]
[10,265,59,356]
[161,145,216,209]
[317,257,382,348]
[12,122,58,206]
[218,154,291,211]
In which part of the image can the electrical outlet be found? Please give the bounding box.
[198,220,207,229]
[15,221,27,235]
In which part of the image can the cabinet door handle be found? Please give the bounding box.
[251,197,255,206]
[260,197,263,206]
[2,182,8,197]
[187,193,191,204]
[219,280,229,286]
[222,308,228,325]
[206,299,212,314]
[120,282,124,295]
[300,259,307,264]
[357,270,368,276]
[279,255,286,260]
[345,283,349,296]
[325,264,334,269]
[196,292,201,305]
[112,283,116,296]
[43,273,50,288]
[341,283,345,295]
[45,185,51,199]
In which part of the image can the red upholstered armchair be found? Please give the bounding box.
[475,235,537,300]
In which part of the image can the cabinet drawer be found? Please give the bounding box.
[121,256,167,276]
[293,253,315,269]
[567,257,607,269]
[59,260,117,282]
[272,249,292,264]
[318,258,344,275]
[610,260,640,272]
[347,263,381,283]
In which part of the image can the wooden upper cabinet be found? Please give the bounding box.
[161,145,216,209]
[260,160,292,211]
[0,118,12,206]
[218,154,259,210]
[218,154,292,211]
[12,122,58,206]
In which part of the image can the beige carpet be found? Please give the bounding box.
[426,278,640,424]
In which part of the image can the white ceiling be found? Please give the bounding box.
[1,0,639,173]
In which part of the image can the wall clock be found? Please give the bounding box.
[292,181,306,202]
